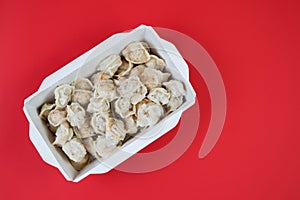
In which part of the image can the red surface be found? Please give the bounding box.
[1,0,300,199]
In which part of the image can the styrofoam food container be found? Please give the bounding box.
[23,25,196,182]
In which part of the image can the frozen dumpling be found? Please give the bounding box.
[122,41,151,64]
[136,100,164,128]
[39,103,55,121]
[129,65,146,77]
[53,122,73,147]
[147,88,170,105]
[97,54,122,76]
[115,97,135,118]
[117,76,147,104]
[94,80,118,102]
[66,102,86,127]
[70,154,89,171]
[124,116,138,135]
[145,55,166,71]
[106,118,127,142]
[54,84,74,108]
[115,60,133,77]
[72,89,93,107]
[73,117,95,138]
[163,80,186,97]
[91,113,107,135]
[94,135,118,159]
[72,78,93,91]
[87,97,110,114]
[166,95,183,113]
[62,138,87,162]
[90,72,111,85]
[48,108,67,127]
[140,68,170,90]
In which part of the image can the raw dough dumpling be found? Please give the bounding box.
[106,118,127,142]
[70,154,89,171]
[116,60,133,77]
[140,42,150,52]
[140,68,170,90]
[47,123,58,133]
[166,95,183,113]
[82,137,98,158]
[115,97,135,118]
[136,100,164,127]
[91,113,107,134]
[72,89,93,107]
[117,76,147,104]
[91,72,111,85]
[73,117,95,138]
[39,103,55,120]
[66,102,86,127]
[72,78,93,91]
[162,80,186,97]
[124,116,138,135]
[48,109,67,127]
[53,122,73,147]
[147,88,170,105]
[94,135,118,159]
[54,84,74,108]
[129,65,146,77]
[97,54,122,76]
[94,80,118,102]
[87,97,110,114]
[62,138,87,162]
[122,41,151,64]
[145,55,166,71]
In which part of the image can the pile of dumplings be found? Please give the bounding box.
[39,41,186,170]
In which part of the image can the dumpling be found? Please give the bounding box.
[73,117,95,138]
[122,41,151,64]
[106,118,127,142]
[87,97,110,114]
[47,123,58,133]
[140,41,150,52]
[117,76,147,104]
[129,65,146,77]
[124,116,138,135]
[62,138,87,162]
[48,108,67,127]
[93,135,118,159]
[115,97,135,118]
[91,113,107,135]
[115,60,133,77]
[113,76,126,86]
[72,78,93,91]
[53,122,73,147]
[72,89,93,107]
[39,103,55,120]
[82,137,98,158]
[66,102,86,127]
[94,80,118,101]
[90,72,111,85]
[136,100,164,128]
[162,80,186,97]
[145,55,166,71]
[70,154,89,171]
[97,54,122,76]
[147,88,170,105]
[166,95,183,113]
[140,68,170,90]
[54,84,74,108]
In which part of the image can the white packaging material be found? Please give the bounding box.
[23,25,196,182]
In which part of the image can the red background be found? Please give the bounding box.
[1,0,300,199]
